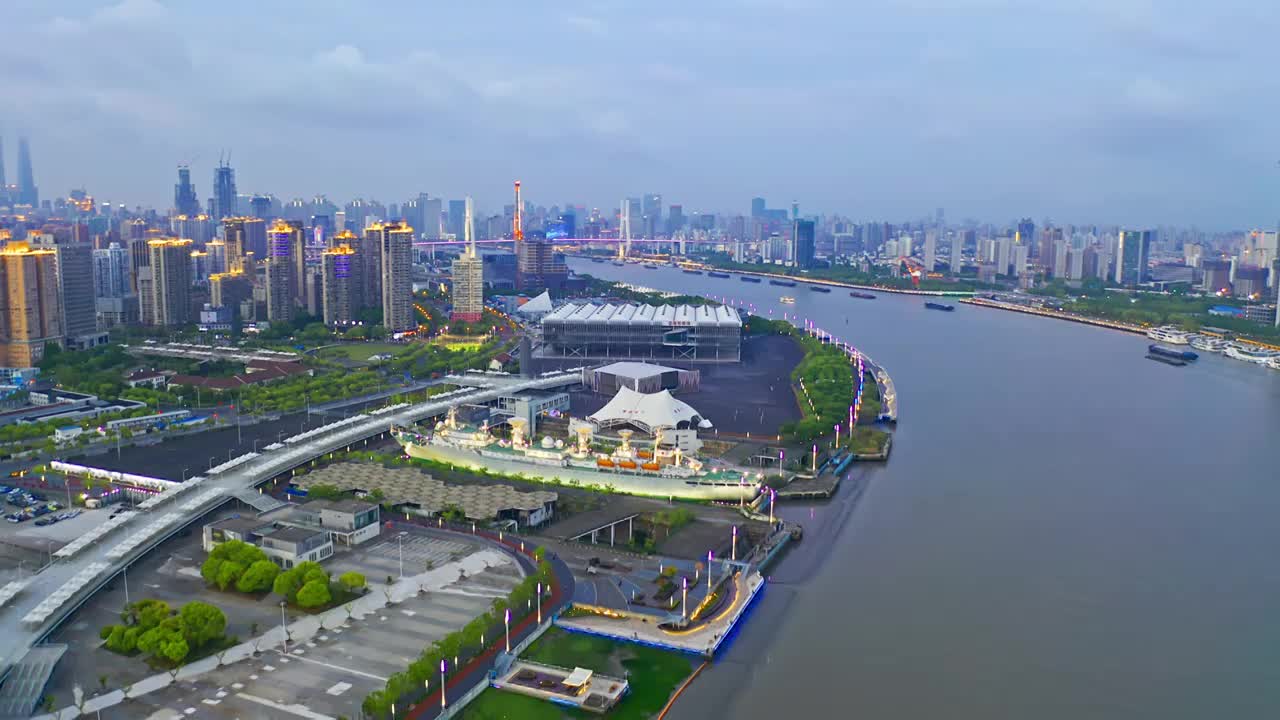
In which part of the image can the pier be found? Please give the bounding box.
[959,297,1146,335]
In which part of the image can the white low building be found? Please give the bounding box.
[587,386,712,452]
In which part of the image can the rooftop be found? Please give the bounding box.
[305,498,378,515]
[593,361,683,379]
[542,302,741,327]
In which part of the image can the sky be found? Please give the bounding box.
[1,0,1278,228]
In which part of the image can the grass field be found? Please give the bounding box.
[316,342,405,363]
[460,628,694,720]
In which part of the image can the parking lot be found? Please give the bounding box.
[97,552,523,720]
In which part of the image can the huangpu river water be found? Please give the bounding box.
[570,259,1280,720]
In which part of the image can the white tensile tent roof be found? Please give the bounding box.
[563,667,594,688]
[517,291,553,315]
[588,386,712,433]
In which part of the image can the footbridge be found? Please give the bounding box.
[0,369,584,711]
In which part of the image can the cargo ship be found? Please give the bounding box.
[770,279,797,287]
[391,410,760,501]
[740,276,762,283]
[707,271,731,279]
[780,296,796,304]
[849,291,877,299]
[1148,344,1198,362]
[808,285,831,293]
[924,301,955,312]
[682,269,704,275]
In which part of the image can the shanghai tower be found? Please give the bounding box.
[17,137,37,207]
[212,158,236,221]
[174,165,200,216]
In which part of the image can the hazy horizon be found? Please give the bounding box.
[2,0,1278,228]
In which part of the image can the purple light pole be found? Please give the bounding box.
[440,659,447,709]
[835,423,841,449]
[682,576,688,620]
[707,550,714,592]
[505,608,511,653]
[536,582,543,624]
[768,488,777,525]
[732,526,738,562]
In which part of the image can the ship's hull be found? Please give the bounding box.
[399,438,760,502]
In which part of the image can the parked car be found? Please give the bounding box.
[6,513,25,523]
[34,517,54,527]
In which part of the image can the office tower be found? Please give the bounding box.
[0,242,63,367]
[34,234,98,347]
[751,197,766,218]
[250,195,272,220]
[451,198,484,322]
[334,210,347,233]
[923,230,937,271]
[212,160,236,221]
[898,235,913,258]
[1017,218,1035,255]
[380,221,414,333]
[93,243,131,298]
[1232,266,1267,298]
[447,200,466,238]
[321,244,361,326]
[1067,247,1085,280]
[949,232,964,273]
[174,166,200,216]
[626,198,643,236]
[361,224,386,309]
[265,220,296,322]
[793,220,816,268]
[791,201,799,222]
[643,194,662,237]
[16,137,37,207]
[222,216,265,270]
[1115,230,1153,286]
[1183,243,1203,268]
[667,205,685,235]
[422,197,442,239]
[147,239,193,326]
[286,220,307,306]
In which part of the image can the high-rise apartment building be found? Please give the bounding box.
[0,242,62,367]
[923,230,937,271]
[148,239,194,326]
[34,233,100,348]
[1115,230,1153,286]
[210,271,252,318]
[451,198,484,322]
[174,166,200,216]
[379,222,415,333]
[212,161,236,221]
[265,220,296,322]
[221,216,265,272]
[949,232,965,273]
[321,244,362,326]
[361,225,386,309]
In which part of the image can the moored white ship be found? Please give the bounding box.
[1223,344,1279,365]
[1146,326,1191,345]
[1189,335,1230,353]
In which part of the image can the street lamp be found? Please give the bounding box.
[440,659,447,709]
[707,550,713,592]
[732,526,738,562]
[536,582,542,624]
[279,601,288,650]
[397,531,408,578]
[504,608,511,653]
[681,576,688,621]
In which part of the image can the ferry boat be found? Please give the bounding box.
[1189,335,1230,353]
[849,291,877,300]
[740,276,762,283]
[611,261,626,267]
[590,258,605,263]
[1146,326,1191,345]
[780,296,796,304]
[1268,356,1280,371]
[1148,344,1198,362]
[391,410,760,502]
[924,301,955,312]
[1224,344,1280,365]
[769,279,797,287]
[707,271,731,279]
[1146,352,1187,367]
[808,286,831,293]
[682,269,704,275]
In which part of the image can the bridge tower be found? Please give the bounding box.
[619,197,631,259]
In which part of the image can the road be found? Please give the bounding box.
[0,370,584,683]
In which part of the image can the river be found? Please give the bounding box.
[568,259,1280,720]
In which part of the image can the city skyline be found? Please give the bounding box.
[2,0,1279,227]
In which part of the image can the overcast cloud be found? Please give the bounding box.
[0,0,1277,227]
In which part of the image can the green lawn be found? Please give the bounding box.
[316,342,405,363]
[461,628,695,720]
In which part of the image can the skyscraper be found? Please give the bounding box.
[147,239,194,326]
[949,232,964,273]
[16,137,37,207]
[923,230,937,271]
[1115,230,1152,286]
[321,244,362,326]
[380,222,415,333]
[93,243,131,299]
[451,197,484,323]
[0,136,6,189]
[174,166,200,217]
[792,220,816,268]
[751,197,766,218]
[32,232,99,348]
[0,242,62,367]
[265,220,296,322]
[447,200,467,238]
[212,160,237,221]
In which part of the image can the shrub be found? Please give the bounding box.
[296,579,332,609]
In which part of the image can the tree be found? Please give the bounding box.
[215,561,245,591]
[305,484,345,500]
[202,540,271,591]
[235,560,280,593]
[338,572,366,593]
[296,579,332,609]
[136,619,188,664]
[179,602,226,650]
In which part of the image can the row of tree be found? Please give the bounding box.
[201,540,365,609]
[360,550,554,719]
